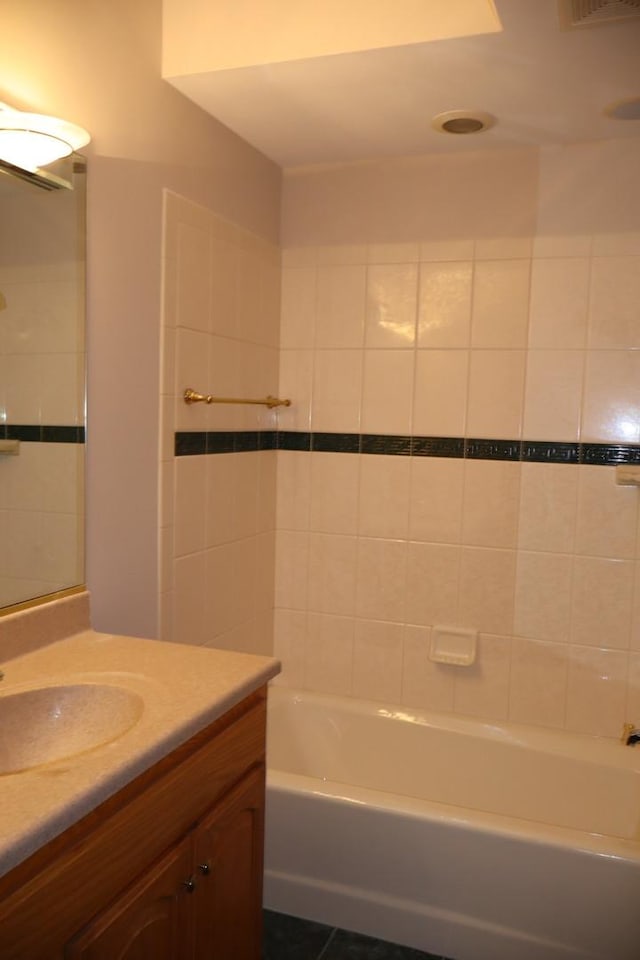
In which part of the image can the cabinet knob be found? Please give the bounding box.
[182,877,196,893]
[198,862,211,876]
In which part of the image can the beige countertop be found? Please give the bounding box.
[0,629,280,878]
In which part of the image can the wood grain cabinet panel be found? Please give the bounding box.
[192,768,265,960]
[66,840,193,960]
[0,689,267,960]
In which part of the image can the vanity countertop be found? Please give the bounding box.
[0,629,280,878]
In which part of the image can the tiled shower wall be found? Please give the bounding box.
[160,191,280,654]
[273,139,640,739]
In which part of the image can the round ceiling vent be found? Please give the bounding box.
[431,110,496,135]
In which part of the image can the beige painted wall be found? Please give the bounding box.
[0,0,281,637]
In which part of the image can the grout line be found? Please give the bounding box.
[316,927,338,960]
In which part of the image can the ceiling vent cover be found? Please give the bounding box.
[559,0,640,28]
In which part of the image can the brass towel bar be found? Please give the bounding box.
[183,388,291,410]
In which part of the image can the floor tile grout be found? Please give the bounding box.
[316,927,338,960]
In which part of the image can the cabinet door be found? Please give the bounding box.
[66,839,193,960]
[192,766,265,960]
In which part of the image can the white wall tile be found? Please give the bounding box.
[417,262,472,348]
[365,264,418,348]
[471,260,530,349]
[588,257,640,349]
[565,645,628,737]
[528,258,589,349]
[275,529,309,610]
[405,542,460,627]
[453,634,511,720]
[514,551,572,643]
[276,450,311,531]
[575,466,638,560]
[582,350,640,443]
[523,350,584,442]
[466,351,526,439]
[461,460,521,549]
[308,533,358,616]
[408,457,464,544]
[458,547,516,636]
[413,350,468,437]
[358,454,410,539]
[174,455,207,557]
[361,350,414,434]
[570,557,634,649]
[280,267,317,349]
[305,613,354,696]
[272,608,307,687]
[173,551,207,645]
[402,624,455,712]
[353,619,404,702]
[509,637,569,729]
[278,349,313,431]
[309,452,360,535]
[210,235,238,339]
[315,265,366,348]
[356,537,407,623]
[518,463,578,554]
[313,349,363,432]
[176,221,211,333]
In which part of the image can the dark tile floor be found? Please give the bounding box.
[263,910,453,960]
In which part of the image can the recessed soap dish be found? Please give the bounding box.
[430,625,477,666]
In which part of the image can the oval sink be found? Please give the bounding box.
[0,683,144,775]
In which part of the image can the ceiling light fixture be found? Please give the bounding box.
[431,109,496,135]
[0,103,90,173]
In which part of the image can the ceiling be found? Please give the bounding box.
[164,0,640,169]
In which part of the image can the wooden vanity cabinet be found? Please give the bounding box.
[0,688,267,960]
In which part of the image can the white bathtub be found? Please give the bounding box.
[264,687,640,960]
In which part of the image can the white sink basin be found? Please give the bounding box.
[0,683,144,775]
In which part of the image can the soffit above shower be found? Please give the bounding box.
[162,0,640,168]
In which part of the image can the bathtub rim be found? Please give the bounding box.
[267,768,640,864]
[267,683,640,774]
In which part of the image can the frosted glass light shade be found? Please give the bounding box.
[0,107,90,172]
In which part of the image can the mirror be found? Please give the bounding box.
[0,155,86,612]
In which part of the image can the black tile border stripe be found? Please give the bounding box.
[361,434,412,456]
[174,430,640,466]
[412,436,464,458]
[1,424,85,443]
[312,432,360,453]
[465,437,521,461]
[522,441,580,464]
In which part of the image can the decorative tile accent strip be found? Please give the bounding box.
[412,436,465,458]
[174,430,640,465]
[581,443,640,465]
[205,431,236,454]
[522,441,580,464]
[175,431,207,456]
[2,424,85,443]
[259,431,278,450]
[466,438,522,461]
[313,432,361,453]
[278,431,312,451]
[232,431,260,452]
[361,434,412,456]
